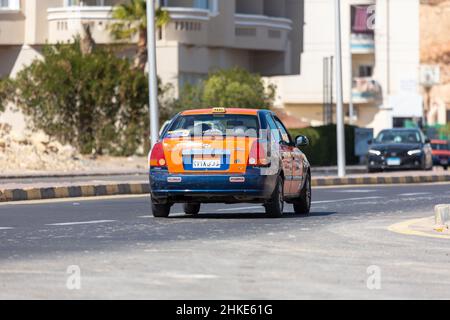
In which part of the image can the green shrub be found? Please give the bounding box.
[9,40,155,156]
[289,124,359,167]
[168,67,276,117]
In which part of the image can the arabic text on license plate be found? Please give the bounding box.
[192,159,221,169]
[387,157,401,166]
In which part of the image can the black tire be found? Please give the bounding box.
[151,199,171,218]
[444,166,448,171]
[265,176,284,218]
[294,173,311,215]
[183,203,201,215]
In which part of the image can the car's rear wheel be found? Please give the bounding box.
[151,198,171,218]
[183,203,201,215]
[294,173,311,215]
[265,176,284,218]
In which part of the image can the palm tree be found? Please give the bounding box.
[111,0,170,71]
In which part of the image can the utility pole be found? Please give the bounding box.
[349,16,354,125]
[334,0,346,177]
[147,0,159,147]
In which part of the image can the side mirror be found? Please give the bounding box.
[295,135,309,147]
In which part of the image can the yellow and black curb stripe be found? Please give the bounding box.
[311,174,450,187]
[0,174,449,203]
[0,184,150,203]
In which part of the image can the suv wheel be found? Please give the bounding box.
[183,203,201,215]
[294,173,311,215]
[265,176,284,218]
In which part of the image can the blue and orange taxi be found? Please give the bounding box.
[149,108,311,217]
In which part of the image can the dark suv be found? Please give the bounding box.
[367,128,433,172]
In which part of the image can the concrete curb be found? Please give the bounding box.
[0,174,449,203]
[0,183,150,203]
[311,174,450,187]
[0,166,366,180]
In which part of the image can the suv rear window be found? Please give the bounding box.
[165,114,259,138]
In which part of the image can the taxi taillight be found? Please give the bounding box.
[248,141,270,167]
[150,142,167,167]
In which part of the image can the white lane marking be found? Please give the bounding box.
[139,213,185,218]
[0,227,14,230]
[334,189,377,193]
[217,206,262,212]
[0,194,148,207]
[398,192,431,197]
[46,220,116,226]
[312,196,383,204]
[161,272,219,280]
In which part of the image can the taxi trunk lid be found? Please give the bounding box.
[163,137,256,174]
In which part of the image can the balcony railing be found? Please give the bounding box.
[352,77,382,103]
[159,7,210,45]
[234,14,292,51]
[351,33,374,54]
[47,6,122,44]
[46,6,293,52]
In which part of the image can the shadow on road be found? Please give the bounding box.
[171,211,337,220]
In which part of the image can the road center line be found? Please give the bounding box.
[46,220,116,226]
[398,192,431,197]
[312,196,384,204]
[334,189,377,193]
[0,227,14,230]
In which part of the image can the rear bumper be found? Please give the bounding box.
[150,167,277,203]
[367,154,423,170]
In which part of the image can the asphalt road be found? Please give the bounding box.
[1,183,450,299]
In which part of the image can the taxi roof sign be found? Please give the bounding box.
[212,107,226,113]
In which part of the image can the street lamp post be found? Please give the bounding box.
[147,0,159,148]
[334,0,346,177]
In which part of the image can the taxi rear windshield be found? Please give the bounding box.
[165,114,260,138]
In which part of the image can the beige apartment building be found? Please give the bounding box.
[0,0,302,83]
[0,0,422,134]
[270,0,422,134]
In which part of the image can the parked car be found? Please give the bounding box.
[367,128,433,172]
[431,139,450,170]
[149,108,311,218]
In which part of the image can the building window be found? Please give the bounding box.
[194,0,208,9]
[163,0,218,14]
[351,5,375,35]
[65,0,106,6]
[179,72,206,89]
[0,0,20,10]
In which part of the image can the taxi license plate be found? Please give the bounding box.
[386,157,401,166]
[192,159,221,169]
[440,159,448,165]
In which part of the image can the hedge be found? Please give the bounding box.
[289,124,359,167]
